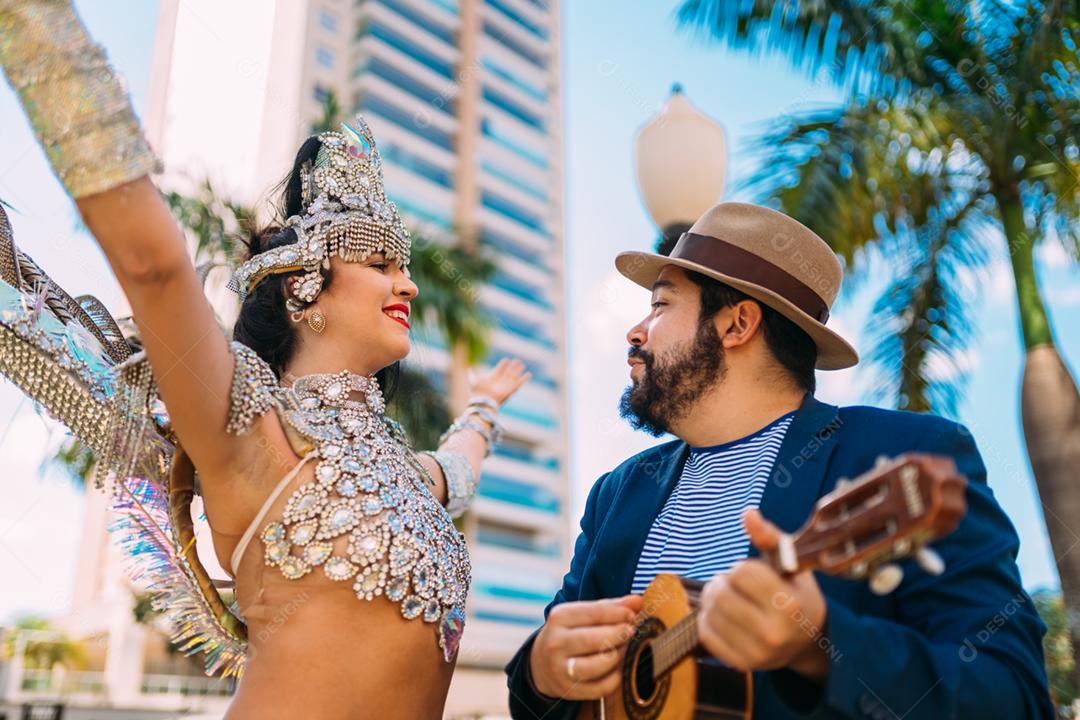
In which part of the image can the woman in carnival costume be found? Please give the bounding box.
[0,2,529,717]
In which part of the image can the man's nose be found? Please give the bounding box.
[626,320,647,347]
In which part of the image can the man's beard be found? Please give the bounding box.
[619,320,726,437]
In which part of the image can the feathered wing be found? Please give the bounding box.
[0,205,248,678]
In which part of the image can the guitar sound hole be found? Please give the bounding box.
[633,644,657,703]
[622,616,669,720]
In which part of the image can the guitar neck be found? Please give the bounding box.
[650,611,701,678]
[646,553,794,678]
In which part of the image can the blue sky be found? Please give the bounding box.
[0,1,1076,622]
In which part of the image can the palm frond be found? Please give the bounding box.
[164,180,255,268]
[865,196,992,416]
[741,94,989,277]
[676,0,983,95]
[312,89,342,134]
[387,365,452,450]
[408,235,497,364]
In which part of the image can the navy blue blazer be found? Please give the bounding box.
[504,395,1053,719]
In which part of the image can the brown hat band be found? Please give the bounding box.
[671,232,831,324]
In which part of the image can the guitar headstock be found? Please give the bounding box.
[771,453,967,592]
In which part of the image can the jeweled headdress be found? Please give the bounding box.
[226,116,411,305]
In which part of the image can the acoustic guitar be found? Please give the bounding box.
[577,452,968,720]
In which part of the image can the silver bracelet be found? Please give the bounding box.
[438,406,504,456]
[419,451,476,518]
[467,394,499,411]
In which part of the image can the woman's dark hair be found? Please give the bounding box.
[685,270,817,393]
[232,136,400,399]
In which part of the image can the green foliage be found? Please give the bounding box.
[2,617,87,670]
[1034,590,1078,715]
[408,236,496,365]
[46,436,95,487]
[311,89,342,134]
[679,0,1080,415]
[387,365,453,450]
[164,179,257,267]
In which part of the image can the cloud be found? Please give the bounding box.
[1037,241,1071,269]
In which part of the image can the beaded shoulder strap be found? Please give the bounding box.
[226,341,281,436]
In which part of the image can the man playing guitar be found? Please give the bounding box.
[504,203,1053,719]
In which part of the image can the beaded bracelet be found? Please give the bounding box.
[438,402,505,456]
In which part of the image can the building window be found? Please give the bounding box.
[485,0,547,40]
[315,47,335,69]
[481,118,548,169]
[360,56,456,116]
[380,0,456,45]
[318,10,338,32]
[483,85,545,131]
[354,93,455,151]
[360,21,455,79]
[482,56,547,102]
[482,190,548,235]
[483,20,547,68]
[381,142,454,189]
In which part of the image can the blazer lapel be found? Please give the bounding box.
[593,442,691,598]
[749,394,841,558]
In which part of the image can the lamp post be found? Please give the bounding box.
[633,84,727,255]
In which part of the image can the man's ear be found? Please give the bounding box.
[720,300,764,350]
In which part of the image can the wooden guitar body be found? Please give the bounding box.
[578,574,751,720]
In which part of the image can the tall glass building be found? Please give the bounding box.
[144,0,569,711]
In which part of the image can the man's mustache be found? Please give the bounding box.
[628,346,654,367]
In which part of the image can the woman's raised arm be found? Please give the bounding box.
[1,1,252,479]
[77,181,245,478]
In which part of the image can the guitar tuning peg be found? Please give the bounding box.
[869,563,904,595]
[875,454,892,468]
[915,547,945,576]
[835,477,851,489]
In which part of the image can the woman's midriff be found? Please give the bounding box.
[225,584,455,719]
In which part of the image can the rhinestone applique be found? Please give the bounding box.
[235,351,470,661]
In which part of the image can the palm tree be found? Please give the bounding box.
[1034,590,1079,713]
[678,0,1080,681]
[389,236,497,448]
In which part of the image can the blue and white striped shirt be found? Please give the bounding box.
[631,412,795,594]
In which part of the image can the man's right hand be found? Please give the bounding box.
[528,595,643,700]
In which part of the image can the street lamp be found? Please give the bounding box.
[633,84,727,255]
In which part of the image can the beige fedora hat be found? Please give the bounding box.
[615,202,859,370]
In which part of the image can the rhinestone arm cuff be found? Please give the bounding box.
[0,0,160,198]
[420,451,476,519]
[225,341,280,435]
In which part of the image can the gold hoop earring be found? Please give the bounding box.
[307,310,326,334]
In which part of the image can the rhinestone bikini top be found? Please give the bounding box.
[226,341,471,661]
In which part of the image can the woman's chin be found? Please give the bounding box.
[387,337,411,364]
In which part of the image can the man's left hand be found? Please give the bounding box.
[697,509,829,679]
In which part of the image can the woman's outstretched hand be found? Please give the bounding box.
[469,358,531,406]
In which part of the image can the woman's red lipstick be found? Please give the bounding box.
[382,303,411,329]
